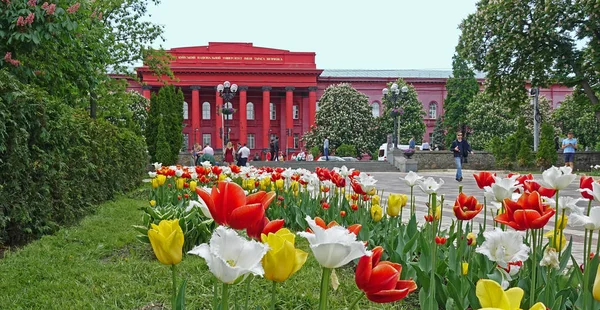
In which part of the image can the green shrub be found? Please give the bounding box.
[537,122,558,169]
[309,146,320,159]
[154,116,172,165]
[0,70,146,245]
[335,144,357,157]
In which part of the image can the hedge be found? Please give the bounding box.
[0,70,147,245]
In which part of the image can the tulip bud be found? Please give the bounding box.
[466,232,476,246]
[176,178,185,190]
[189,181,197,192]
[372,195,381,205]
[461,262,469,275]
[276,179,284,190]
[151,178,159,189]
[370,205,383,222]
[557,214,568,230]
[157,174,166,185]
[149,200,156,207]
[340,211,346,217]
[148,219,184,265]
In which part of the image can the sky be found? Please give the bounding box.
[146,0,479,70]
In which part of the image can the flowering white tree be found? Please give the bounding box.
[302,83,379,155]
[380,80,426,144]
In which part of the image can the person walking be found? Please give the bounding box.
[409,136,416,150]
[223,141,235,166]
[323,136,330,161]
[237,143,250,167]
[562,130,578,169]
[274,137,280,161]
[451,132,473,182]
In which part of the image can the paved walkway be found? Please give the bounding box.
[368,170,595,262]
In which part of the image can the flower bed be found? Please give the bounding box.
[141,162,600,309]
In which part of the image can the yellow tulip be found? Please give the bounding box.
[291,181,299,192]
[461,262,469,275]
[557,214,568,230]
[218,174,227,181]
[261,228,308,282]
[544,230,567,251]
[530,302,548,310]
[370,204,383,222]
[151,178,159,189]
[189,181,197,192]
[148,219,184,265]
[276,179,284,190]
[372,195,381,205]
[156,174,166,186]
[341,188,345,194]
[387,194,408,217]
[176,178,185,190]
[476,279,523,310]
[367,188,376,196]
[149,200,156,207]
[594,261,600,301]
[245,178,256,191]
[467,232,477,246]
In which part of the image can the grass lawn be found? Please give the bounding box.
[0,191,419,310]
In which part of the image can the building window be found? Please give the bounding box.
[224,102,233,120]
[316,101,320,112]
[556,101,562,109]
[293,134,299,149]
[247,102,255,120]
[293,105,299,119]
[202,134,211,147]
[183,102,189,120]
[202,102,210,120]
[371,101,380,117]
[270,102,276,120]
[429,133,433,143]
[428,102,437,119]
[183,134,189,151]
[247,134,255,149]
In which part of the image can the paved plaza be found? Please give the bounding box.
[368,170,594,261]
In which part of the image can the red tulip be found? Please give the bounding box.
[355,246,417,303]
[246,191,276,210]
[581,176,595,200]
[246,217,284,240]
[523,180,556,198]
[195,182,266,230]
[473,171,496,189]
[351,180,366,195]
[453,192,484,221]
[309,217,362,235]
[495,191,555,230]
[435,236,447,245]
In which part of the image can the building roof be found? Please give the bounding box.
[320,69,486,79]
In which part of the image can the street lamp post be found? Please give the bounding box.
[382,83,409,149]
[217,81,238,145]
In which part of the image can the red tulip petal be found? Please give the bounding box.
[228,203,265,230]
[530,209,556,229]
[218,182,247,222]
[396,279,418,293]
[246,217,268,240]
[364,264,400,294]
[355,255,373,291]
[327,221,339,228]
[378,261,402,273]
[366,288,410,303]
[196,186,224,225]
[261,191,277,209]
[262,219,285,235]
[347,224,362,235]
[315,217,327,229]
[513,209,543,230]
[246,191,266,205]
[371,246,384,266]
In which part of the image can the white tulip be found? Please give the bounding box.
[297,216,370,269]
[483,175,521,203]
[403,171,423,187]
[543,196,584,215]
[148,171,157,178]
[476,228,529,268]
[152,162,162,171]
[416,177,444,195]
[356,172,378,193]
[188,226,269,284]
[569,207,600,230]
[185,199,213,219]
[538,166,576,190]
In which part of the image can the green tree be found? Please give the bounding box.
[154,116,172,165]
[302,83,378,155]
[515,118,534,167]
[466,92,517,150]
[379,80,426,145]
[458,0,600,117]
[537,122,558,169]
[552,92,600,149]
[145,85,184,163]
[431,116,446,150]
[443,54,480,147]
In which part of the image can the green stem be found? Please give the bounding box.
[457,220,463,272]
[584,228,592,310]
[270,281,277,310]
[596,230,600,255]
[244,275,252,310]
[410,186,414,217]
[483,196,487,231]
[500,201,506,231]
[530,229,538,309]
[319,268,333,310]
[553,190,560,250]
[222,283,230,310]
[559,209,566,258]
[171,265,177,310]
[430,193,438,310]
[349,292,364,310]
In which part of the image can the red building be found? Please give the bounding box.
[133,42,571,155]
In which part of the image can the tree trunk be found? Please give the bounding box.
[579,79,600,121]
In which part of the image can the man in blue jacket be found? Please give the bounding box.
[451,132,473,182]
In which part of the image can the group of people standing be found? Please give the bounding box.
[192,141,250,167]
[267,137,282,161]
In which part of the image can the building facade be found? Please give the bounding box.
[133,42,571,156]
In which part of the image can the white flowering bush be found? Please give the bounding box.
[302,83,379,154]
